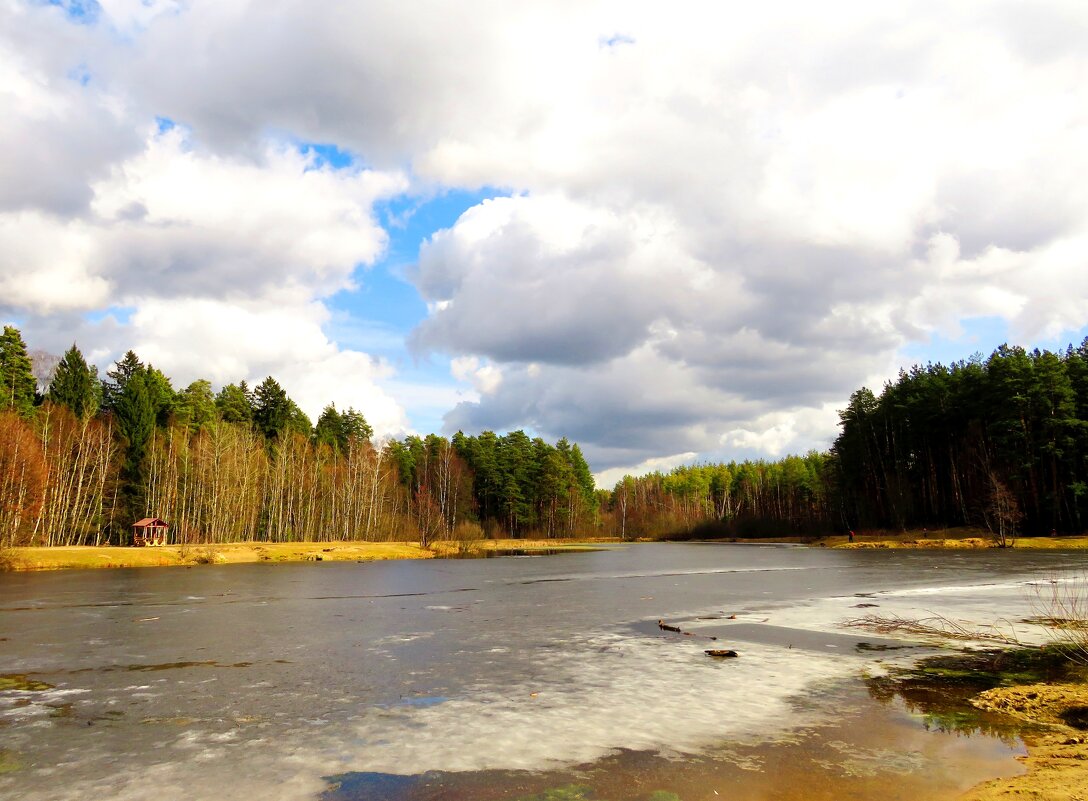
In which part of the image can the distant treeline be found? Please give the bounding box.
[4,324,1087,546]
[597,340,1088,540]
[0,327,597,547]
[596,454,831,540]
[833,342,1088,536]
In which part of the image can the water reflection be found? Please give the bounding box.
[324,675,1028,801]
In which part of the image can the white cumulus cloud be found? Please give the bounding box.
[4,0,1088,474]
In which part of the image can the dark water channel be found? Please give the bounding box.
[1,543,1085,800]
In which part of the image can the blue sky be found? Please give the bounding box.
[326,187,505,434]
[901,318,1088,369]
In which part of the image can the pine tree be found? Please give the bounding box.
[47,344,99,419]
[315,403,344,451]
[341,407,373,442]
[285,400,313,437]
[0,326,36,416]
[315,404,373,452]
[177,380,216,431]
[216,382,254,423]
[253,377,291,440]
[102,350,143,412]
[114,371,156,527]
[142,365,176,427]
[569,443,597,510]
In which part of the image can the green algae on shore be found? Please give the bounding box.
[0,674,54,692]
[0,749,21,775]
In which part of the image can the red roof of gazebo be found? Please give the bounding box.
[133,518,168,528]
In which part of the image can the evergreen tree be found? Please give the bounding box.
[0,326,38,417]
[215,381,254,423]
[567,442,596,507]
[341,407,373,442]
[498,430,534,533]
[114,371,156,527]
[316,404,373,452]
[252,377,292,440]
[102,350,143,412]
[143,365,177,427]
[176,380,216,431]
[315,403,344,451]
[285,400,313,437]
[47,344,99,419]
[386,438,417,487]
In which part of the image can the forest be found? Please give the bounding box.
[3,324,1088,547]
[594,340,1088,540]
[0,326,597,547]
[832,341,1088,537]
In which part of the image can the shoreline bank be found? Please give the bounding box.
[966,680,1088,800]
[7,528,1088,571]
[822,529,1088,550]
[0,538,613,571]
[884,649,1088,800]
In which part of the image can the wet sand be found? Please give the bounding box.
[966,683,1088,800]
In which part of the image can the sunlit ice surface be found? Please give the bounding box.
[1,543,1083,800]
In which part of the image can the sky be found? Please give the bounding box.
[2,0,1087,488]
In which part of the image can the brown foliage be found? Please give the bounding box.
[0,411,46,547]
[33,403,118,546]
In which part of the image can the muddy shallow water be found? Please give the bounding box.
[1,543,1083,800]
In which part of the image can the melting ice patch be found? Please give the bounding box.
[736,569,1088,649]
[340,628,852,774]
[0,687,90,722]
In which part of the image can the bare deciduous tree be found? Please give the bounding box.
[983,471,1022,548]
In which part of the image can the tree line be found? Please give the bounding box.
[832,341,1088,537]
[594,454,832,540]
[594,340,1088,540]
[0,326,597,547]
[5,324,1087,547]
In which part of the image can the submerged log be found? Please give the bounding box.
[705,649,739,658]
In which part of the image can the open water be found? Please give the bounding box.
[1,542,1085,800]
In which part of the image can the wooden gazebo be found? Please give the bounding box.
[132,518,170,547]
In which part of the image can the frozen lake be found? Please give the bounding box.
[1,542,1084,800]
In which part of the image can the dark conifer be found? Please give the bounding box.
[0,326,37,417]
[47,344,99,419]
[252,377,292,440]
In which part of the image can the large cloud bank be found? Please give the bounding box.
[2,0,1086,474]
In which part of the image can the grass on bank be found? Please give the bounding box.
[0,538,612,571]
[815,525,1088,549]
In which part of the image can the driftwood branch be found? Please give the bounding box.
[843,613,1026,646]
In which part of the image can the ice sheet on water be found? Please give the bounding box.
[873,580,1044,597]
[740,568,1088,649]
[509,565,815,586]
[7,550,1081,801]
[374,631,434,645]
[2,754,334,801]
[341,628,852,775]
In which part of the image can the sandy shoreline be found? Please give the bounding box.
[0,538,611,571]
[6,527,1087,572]
[818,528,1088,550]
[964,682,1088,800]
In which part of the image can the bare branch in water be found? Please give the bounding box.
[1031,574,1088,664]
[843,613,1026,646]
